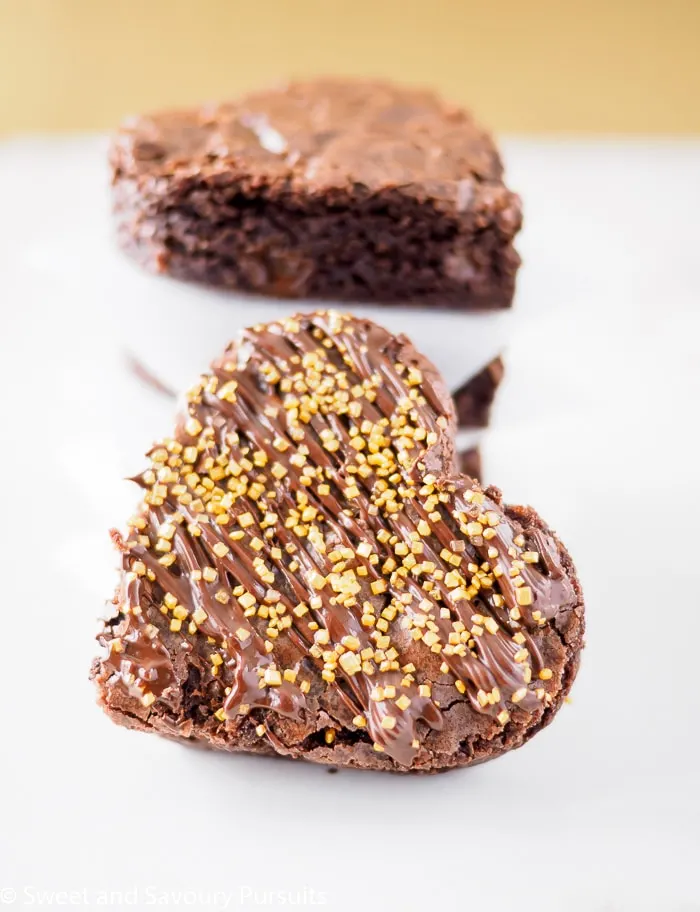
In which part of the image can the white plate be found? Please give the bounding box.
[0,136,698,912]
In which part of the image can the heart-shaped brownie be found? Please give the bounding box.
[93,312,584,772]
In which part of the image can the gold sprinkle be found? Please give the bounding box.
[264,668,282,687]
[516,587,534,606]
[422,630,440,648]
[192,607,208,625]
[184,417,202,436]
[338,652,362,676]
[308,571,327,590]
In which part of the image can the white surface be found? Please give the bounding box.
[0,137,699,912]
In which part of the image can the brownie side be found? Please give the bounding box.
[111,79,522,309]
[452,358,506,482]
[457,447,482,480]
[453,356,504,429]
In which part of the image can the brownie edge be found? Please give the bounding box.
[111,78,522,309]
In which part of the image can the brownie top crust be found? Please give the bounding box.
[113,78,506,206]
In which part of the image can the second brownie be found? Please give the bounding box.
[111,79,522,310]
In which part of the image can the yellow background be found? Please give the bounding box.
[1,0,699,134]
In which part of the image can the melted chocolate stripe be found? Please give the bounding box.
[101,574,176,702]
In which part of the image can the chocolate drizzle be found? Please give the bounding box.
[98,312,576,766]
[101,574,176,703]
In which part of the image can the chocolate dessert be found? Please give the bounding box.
[93,313,583,772]
[111,79,522,310]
